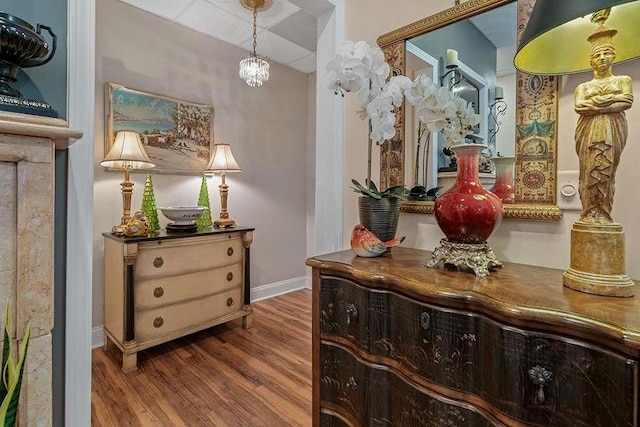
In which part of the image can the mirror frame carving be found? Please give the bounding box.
[377,0,563,220]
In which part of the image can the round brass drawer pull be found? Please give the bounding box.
[226,297,234,307]
[153,317,164,328]
[153,287,164,298]
[153,257,164,268]
[227,247,234,256]
[226,272,233,281]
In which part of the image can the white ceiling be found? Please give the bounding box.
[119,0,335,74]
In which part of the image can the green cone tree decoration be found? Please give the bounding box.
[140,174,160,231]
[196,175,213,228]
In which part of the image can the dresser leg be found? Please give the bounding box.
[242,310,254,329]
[121,344,138,373]
[103,335,114,352]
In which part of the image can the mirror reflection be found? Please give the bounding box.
[403,2,517,196]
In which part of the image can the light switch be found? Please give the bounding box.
[557,170,581,211]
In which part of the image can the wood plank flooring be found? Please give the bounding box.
[92,289,312,427]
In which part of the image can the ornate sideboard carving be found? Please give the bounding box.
[308,248,640,427]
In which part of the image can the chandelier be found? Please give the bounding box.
[239,0,271,87]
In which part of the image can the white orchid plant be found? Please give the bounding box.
[404,74,481,145]
[327,40,480,199]
[327,40,411,199]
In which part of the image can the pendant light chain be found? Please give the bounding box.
[239,0,270,87]
[252,6,258,56]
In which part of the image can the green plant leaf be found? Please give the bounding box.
[366,180,379,194]
[351,179,382,199]
[380,184,408,200]
[0,303,30,427]
[2,324,29,427]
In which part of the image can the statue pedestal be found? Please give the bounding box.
[563,221,634,297]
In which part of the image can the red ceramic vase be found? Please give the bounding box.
[434,144,503,244]
[489,156,515,204]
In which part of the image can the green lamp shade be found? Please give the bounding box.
[514,0,640,75]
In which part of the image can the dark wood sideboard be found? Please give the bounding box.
[306,247,640,426]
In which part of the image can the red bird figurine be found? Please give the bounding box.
[350,224,405,257]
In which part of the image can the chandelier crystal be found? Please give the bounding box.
[239,3,270,87]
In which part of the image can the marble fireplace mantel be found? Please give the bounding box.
[0,111,82,426]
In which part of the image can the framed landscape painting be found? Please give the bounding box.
[106,83,214,174]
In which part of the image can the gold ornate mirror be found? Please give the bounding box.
[377,0,562,220]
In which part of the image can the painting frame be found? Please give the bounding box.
[105,83,215,175]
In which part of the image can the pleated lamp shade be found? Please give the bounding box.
[101,131,155,170]
[204,143,242,175]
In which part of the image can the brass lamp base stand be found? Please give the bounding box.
[214,173,236,229]
[214,217,236,228]
[563,221,634,297]
[426,239,502,277]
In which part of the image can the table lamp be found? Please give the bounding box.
[204,143,241,228]
[101,131,155,234]
[514,0,640,297]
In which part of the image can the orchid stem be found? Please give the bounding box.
[367,121,373,188]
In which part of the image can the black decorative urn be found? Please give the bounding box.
[0,12,57,116]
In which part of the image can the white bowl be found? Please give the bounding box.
[159,206,206,225]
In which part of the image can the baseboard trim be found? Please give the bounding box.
[91,276,309,348]
[92,326,104,349]
[250,276,308,303]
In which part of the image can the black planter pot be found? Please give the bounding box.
[358,197,400,242]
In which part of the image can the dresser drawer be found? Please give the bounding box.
[135,234,243,280]
[320,342,495,427]
[320,277,638,426]
[135,287,242,342]
[135,263,242,310]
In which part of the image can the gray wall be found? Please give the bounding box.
[0,1,67,118]
[93,0,310,327]
[411,19,496,84]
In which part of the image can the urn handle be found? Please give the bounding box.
[35,24,57,66]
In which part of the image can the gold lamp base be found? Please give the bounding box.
[563,221,634,297]
[214,217,236,228]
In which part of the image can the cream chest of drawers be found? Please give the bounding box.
[103,227,254,372]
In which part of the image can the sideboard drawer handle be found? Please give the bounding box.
[153,317,164,328]
[346,304,358,325]
[153,287,164,298]
[227,297,235,307]
[153,257,164,268]
[226,272,233,281]
[227,247,234,256]
[346,376,358,391]
[528,366,553,404]
[420,312,430,330]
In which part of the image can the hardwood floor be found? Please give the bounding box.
[92,289,312,427]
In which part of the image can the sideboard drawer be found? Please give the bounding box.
[320,342,495,426]
[135,235,243,279]
[135,262,243,310]
[320,277,638,426]
[135,287,242,342]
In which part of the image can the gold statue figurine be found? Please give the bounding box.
[574,13,633,223]
[563,9,635,297]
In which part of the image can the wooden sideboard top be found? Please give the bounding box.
[102,226,254,243]
[307,247,640,353]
